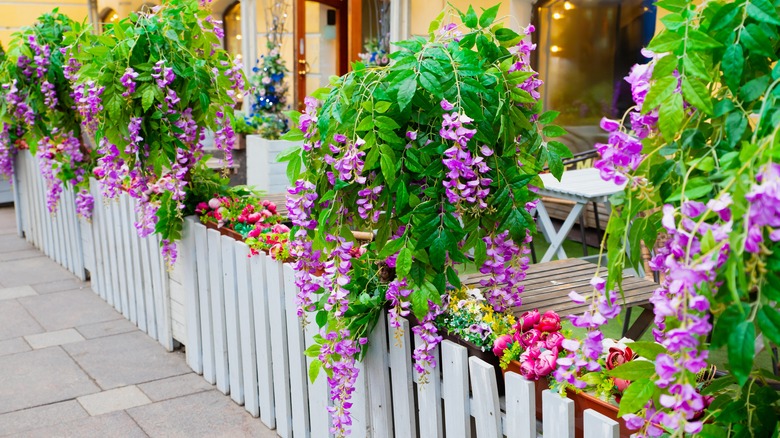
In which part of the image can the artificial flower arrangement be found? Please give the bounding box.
[196,194,291,259]
[247,37,289,139]
[281,4,571,435]
[551,0,780,435]
[435,287,516,352]
[64,0,245,266]
[494,309,566,381]
[357,37,389,67]
[0,11,95,219]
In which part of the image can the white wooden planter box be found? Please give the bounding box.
[245,135,301,194]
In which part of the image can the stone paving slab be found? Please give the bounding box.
[25,328,85,350]
[0,249,42,263]
[0,300,44,341]
[30,279,90,295]
[0,337,30,357]
[0,256,74,288]
[137,373,214,402]
[0,234,35,253]
[128,391,278,438]
[18,289,122,331]
[77,385,152,416]
[75,317,137,339]
[15,411,148,438]
[0,285,37,301]
[0,401,89,437]
[63,331,191,390]
[0,347,100,414]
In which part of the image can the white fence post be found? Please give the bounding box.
[207,229,229,394]
[182,217,203,374]
[469,356,502,437]
[388,318,417,438]
[542,389,574,438]
[441,340,470,438]
[266,254,292,437]
[366,312,394,438]
[415,334,443,438]
[304,318,330,438]
[250,253,276,428]
[282,263,311,438]
[222,235,244,405]
[505,372,537,438]
[236,241,259,417]
[583,409,619,438]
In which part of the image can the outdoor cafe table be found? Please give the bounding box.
[536,168,626,262]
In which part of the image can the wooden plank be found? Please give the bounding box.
[388,317,417,438]
[63,190,77,275]
[351,360,369,438]
[266,254,292,437]
[583,409,619,438]
[366,312,394,438]
[542,389,574,438]
[116,195,132,321]
[119,194,138,326]
[194,221,215,383]
[235,241,258,416]
[11,154,23,237]
[104,198,120,309]
[208,229,230,393]
[139,230,158,339]
[221,235,244,405]
[505,372,536,438]
[89,180,106,299]
[469,356,501,437]
[249,253,275,428]
[127,197,147,333]
[441,340,470,438]
[282,263,310,437]
[56,191,70,272]
[304,317,329,438]
[415,334,442,438]
[182,217,202,374]
[67,190,86,280]
[151,234,174,351]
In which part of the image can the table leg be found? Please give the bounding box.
[540,202,584,262]
[624,304,655,340]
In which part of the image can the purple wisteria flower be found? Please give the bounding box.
[594,118,643,185]
[356,185,383,222]
[479,230,531,311]
[72,80,105,134]
[411,300,443,382]
[41,81,58,107]
[0,123,14,180]
[386,278,412,329]
[120,68,139,97]
[93,138,126,199]
[318,328,366,436]
[151,60,175,88]
[744,163,780,253]
[439,110,492,207]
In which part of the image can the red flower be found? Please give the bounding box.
[534,311,561,332]
[606,346,634,370]
[517,309,541,332]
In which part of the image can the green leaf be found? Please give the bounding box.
[538,110,560,124]
[605,360,656,380]
[494,28,521,45]
[397,75,417,111]
[308,359,322,382]
[660,13,685,30]
[687,29,723,49]
[396,182,409,211]
[380,144,397,185]
[375,116,400,131]
[142,87,155,111]
[464,6,478,28]
[364,146,380,171]
[474,238,487,267]
[164,29,180,42]
[479,4,500,28]
[378,237,405,258]
[721,44,744,90]
[628,341,667,360]
[652,54,678,80]
[681,77,713,115]
[728,321,755,386]
[643,76,677,113]
[739,75,770,102]
[276,145,301,163]
[647,30,683,53]
[374,101,391,113]
[430,236,446,270]
[747,0,780,25]
[548,140,572,158]
[617,379,655,417]
[542,125,567,138]
[286,153,302,183]
[547,151,564,181]
[756,305,780,346]
[658,92,684,141]
[665,177,712,202]
[396,247,412,278]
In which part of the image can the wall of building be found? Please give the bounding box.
[0,0,88,47]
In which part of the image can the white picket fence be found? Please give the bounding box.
[14,151,622,437]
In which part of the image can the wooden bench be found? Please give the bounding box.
[462,258,657,340]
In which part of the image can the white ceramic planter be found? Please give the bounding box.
[246,135,301,194]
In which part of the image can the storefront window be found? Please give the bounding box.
[223,1,243,63]
[535,0,655,152]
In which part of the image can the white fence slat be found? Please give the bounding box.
[151,234,173,351]
[388,318,417,438]
[55,193,68,271]
[115,195,131,320]
[351,360,369,438]
[182,217,202,374]
[249,254,275,428]
[505,372,537,438]
[441,340,470,438]
[92,182,108,299]
[282,263,310,438]
[62,191,75,274]
[127,197,147,333]
[221,235,244,405]
[119,193,133,325]
[20,154,33,244]
[415,334,443,438]
[266,254,292,438]
[366,312,393,438]
[542,390,574,438]
[304,318,329,438]
[469,356,502,437]
[583,409,619,438]
[208,229,230,393]
[139,228,158,339]
[67,191,83,278]
[195,222,215,384]
[11,154,23,237]
[25,154,40,247]
[235,242,258,417]
[34,159,50,256]
[105,199,121,309]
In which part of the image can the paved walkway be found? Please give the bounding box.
[0,206,277,438]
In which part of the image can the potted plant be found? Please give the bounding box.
[0,11,95,218]
[551,0,780,435]
[281,4,571,435]
[64,0,244,266]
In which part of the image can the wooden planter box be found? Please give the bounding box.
[505,360,632,437]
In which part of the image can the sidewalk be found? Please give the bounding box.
[0,206,277,438]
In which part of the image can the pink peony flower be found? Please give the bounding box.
[545,331,565,350]
[518,328,541,348]
[517,309,541,331]
[519,359,538,380]
[208,198,221,209]
[535,311,562,332]
[534,350,557,377]
[492,334,512,356]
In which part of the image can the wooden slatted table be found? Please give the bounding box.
[462,258,657,339]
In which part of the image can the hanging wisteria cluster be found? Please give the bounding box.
[65,0,245,266]
[282,5,570,436]
[570,0,780,434]
[0,12,94,219]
